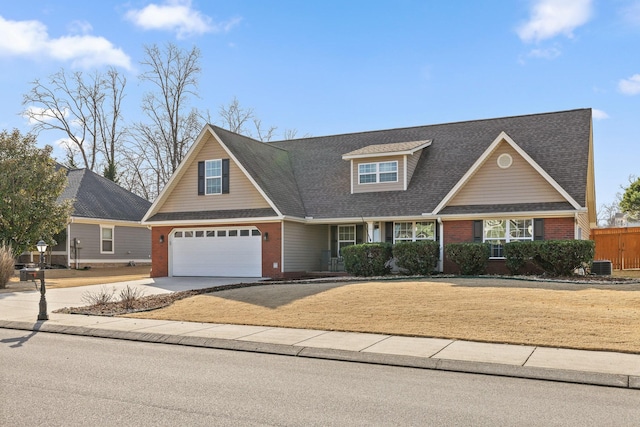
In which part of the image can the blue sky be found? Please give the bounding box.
[0,0,638,209]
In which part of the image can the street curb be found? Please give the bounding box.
[1,320,637,390]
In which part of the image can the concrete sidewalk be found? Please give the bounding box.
[1,278,639,389]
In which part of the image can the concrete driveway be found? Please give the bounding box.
[0,276,264,323]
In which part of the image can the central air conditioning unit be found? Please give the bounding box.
[591,260,612,276]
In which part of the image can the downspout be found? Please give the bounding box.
[438,217,444,272]
[574,212,579,240]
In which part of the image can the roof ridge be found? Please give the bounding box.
[209,125,291,154]
[268,108,592,144]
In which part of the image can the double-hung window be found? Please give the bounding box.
[483,219,533,258]
[358,161,398,184]
[205,159,222,195]
[100,225,114,254]
[338,225,356,256]
[394,221,435,242]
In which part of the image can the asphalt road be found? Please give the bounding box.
[1,329,639,426]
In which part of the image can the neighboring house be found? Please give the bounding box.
[143,108,596,278]
[21,168,152,268]
[613,212,640,228]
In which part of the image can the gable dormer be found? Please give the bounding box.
[342,140,431,194]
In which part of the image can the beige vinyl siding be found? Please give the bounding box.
[283,221,328,272]
[448,143,566,206]
[159,133,270,213]
[577,212,590,240]
[353,155,405,193]
[406,150,423,186]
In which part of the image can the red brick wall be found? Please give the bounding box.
[441,217,575,274]
[257,222,282,278]
[443,220,474,245]
[442,220,473,273]
[151,226,172,277]
[150,222,283,278]
[544,217,575,240]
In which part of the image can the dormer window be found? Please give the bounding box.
[343,139,432,194]
[358,161,398,184]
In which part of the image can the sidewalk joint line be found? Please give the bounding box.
[430,339,456,359]
[522,346,538,366]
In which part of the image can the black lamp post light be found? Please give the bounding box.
[36,239,48,321]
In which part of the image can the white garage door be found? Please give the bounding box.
[171,227,262,277]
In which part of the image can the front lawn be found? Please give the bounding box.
[124,277,640,354]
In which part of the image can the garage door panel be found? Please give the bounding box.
[171,229,262,277]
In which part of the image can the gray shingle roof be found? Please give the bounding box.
[148,208,277,222]
[208,109,591,220]
[59,169,151,222]
[342,140,431,157]
[211,126,307,217]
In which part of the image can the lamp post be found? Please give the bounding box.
[36,240,48,321]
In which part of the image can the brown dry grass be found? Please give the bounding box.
[126,277,640,353]
[1,266,151,293]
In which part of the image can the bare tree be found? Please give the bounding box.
[218,96,277,142]
[21,68,127,180]
[100,68,127,181]
[597,192,622,227]
[131,43,203,199]
[218,96,254,135]
[282,128,311,140]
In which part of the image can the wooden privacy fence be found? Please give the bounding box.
[591,227,640,270]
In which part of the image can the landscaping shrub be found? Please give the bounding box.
[0,245,14,289]
[445,243,490,275]
[119,285,145,310]
[530,240,595,276]
[342,243,393,277]
[503,241,536,275]
[81,286,116,306]
[393,241,440,275]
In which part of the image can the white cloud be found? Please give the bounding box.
[618,74,640,95]
[592,109,609,120]
[68,20,93,35]
[125,0,240,39]
[517,0,593,43]
[0,15,131,69]
[0,16,48,55]
[527,46,561,59]
[48,35,131,69]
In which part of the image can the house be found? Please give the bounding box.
[613,212,640,228]
[142,108,596,278]
[19,167,152,268]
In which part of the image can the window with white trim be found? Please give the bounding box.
[100,225,114,254]
[483,219,533,258]
[205,159,222,194]
[393,221,435,242]
[338,225,356,256]
[358,161,398,184]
